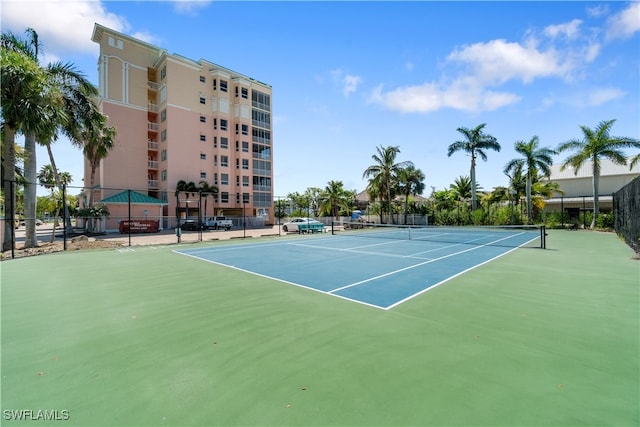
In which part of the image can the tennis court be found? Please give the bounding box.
[2,229,638,426]
[176,224,545,309]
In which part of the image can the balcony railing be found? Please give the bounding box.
[252,152,271,160]
[148,81,158,91]
[148,180,159,189]
[148,141,158,150]
[148,103,159,113]
[148,122,159,132]
[148,160,159,169]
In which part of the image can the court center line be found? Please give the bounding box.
[328,232,530,294]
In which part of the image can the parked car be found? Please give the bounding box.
[282,218,325,233]
[19,218,44,227]
[206,216,233,230]
[180,220,209,231]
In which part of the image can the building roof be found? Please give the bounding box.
[100,191,167,205]
[549,158,640,180]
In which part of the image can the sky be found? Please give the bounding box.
[2,0,639,198]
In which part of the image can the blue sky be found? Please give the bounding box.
[3,1,639,197]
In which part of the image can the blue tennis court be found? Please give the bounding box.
[175,225,543,310]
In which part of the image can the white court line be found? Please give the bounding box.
[328,232,530,294]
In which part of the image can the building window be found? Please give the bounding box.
[200,153,206,160]
[212,79,217,90]
[160,66,166,80]
[241,88,248,99]
[199,96,206,104]
[161,129,167,142]
[213,173,218,185]
[236,176,240,186]
[242,159,249,170]
[235,124,239,135]
[161,109,167,122]
[220,137,228,149]
[108,36,123,49]
[236,193,241,203]
[236,158,240,169]
[161,149,167,161]
[221,155,228,167]
[213,118,217,129]
[213,136,217,148]
[161,170,167,181]
[220,119,228,131]
[243,193,250,204]
[220,80,228,92]
[200,116,206,123]
[200,76,206,83]
[213,155,218,166]
[243,176,249,187]
[235,141,239,152]
[242,141,249,152]
[221,192,229,203]
[241,124,249,135]
[200,134,206,142]
[200,172,207,179]
[221,174,229,185]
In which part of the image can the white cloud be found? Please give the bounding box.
[585,88,626,106]
[342,74,362,98]
[329,68,362,98]
[544,19,583,39]
[172,0,212,15]
[447,38,571,84]
[605,2,640,40]
[1,0,128,57]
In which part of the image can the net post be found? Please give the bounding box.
[331,221,335,235]
[541,225,546,249]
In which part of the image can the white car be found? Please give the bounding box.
[282,218,325,233]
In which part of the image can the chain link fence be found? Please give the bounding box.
[613,176,640,253]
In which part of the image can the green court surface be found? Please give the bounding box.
[1,230,638,426]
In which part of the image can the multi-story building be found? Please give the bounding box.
[87,24,273,230]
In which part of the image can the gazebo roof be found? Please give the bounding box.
[99,190,167,205]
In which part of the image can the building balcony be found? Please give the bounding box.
[148,160,159,169]
[148,103,159,113]
[148,81,158,91]
[252,152,271,160]
[148,122,159,132]
[148,141,158,150]
[148,180,159,189]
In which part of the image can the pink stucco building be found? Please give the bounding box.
[86,24,273,231]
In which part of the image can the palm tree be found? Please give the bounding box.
[557,119,640,228]
[79,111,116,207]
[447,124,501,211]
[1,30,61,250]
[396,165,425,225]
[319,180,350,219]
[37,164,71,242]
[362,145,412,223]
[504,136,556,223]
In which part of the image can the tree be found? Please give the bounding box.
[557,119,640,228]
[504,136,556,223]
[396,164,425,225]
[78,111,116,207]
[447,124,501,211]
[1,31,60,250]
[362,145,412,223]
[37,164,71,242]
[319,180,351,218]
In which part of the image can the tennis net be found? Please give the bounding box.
[332,221,547,249]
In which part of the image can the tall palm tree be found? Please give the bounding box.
[447,123,501,211]
[362,145,412,223]
[396,164,425,225]
[79,111,116,207]
[557,119,640,228]
[504,136,556,223]
[1,31,62,250]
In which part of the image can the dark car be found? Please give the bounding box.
[180,220,209,231]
